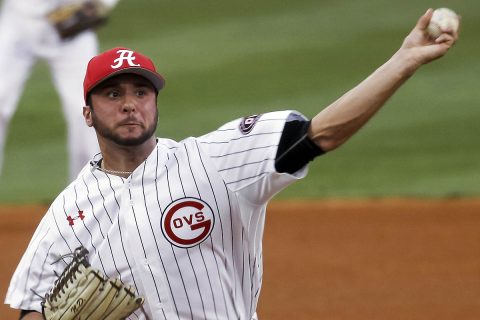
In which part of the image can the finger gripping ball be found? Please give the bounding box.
[427,8,459,39]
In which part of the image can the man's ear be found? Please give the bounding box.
[83,106,94,127]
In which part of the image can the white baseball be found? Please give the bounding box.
[427,8,459,39]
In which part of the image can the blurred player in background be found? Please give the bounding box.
[0,0,119,181]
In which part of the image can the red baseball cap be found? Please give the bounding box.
[83,47,165,102]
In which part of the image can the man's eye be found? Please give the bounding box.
[107,91,120,98]
[136,89,146,96]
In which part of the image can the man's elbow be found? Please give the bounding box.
[308,125,350,152]
[313,136,346,152]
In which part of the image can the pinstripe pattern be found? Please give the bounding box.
[6,110,309,319]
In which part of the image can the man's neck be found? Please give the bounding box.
[99,137,157,174]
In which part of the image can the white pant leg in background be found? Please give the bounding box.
[0,12,37,176]
[0,8,100,181]
[47,31,100,181]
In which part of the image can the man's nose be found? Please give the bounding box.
[122,96,136,113]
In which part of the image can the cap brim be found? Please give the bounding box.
[88,67,165,96]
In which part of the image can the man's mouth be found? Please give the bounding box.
[119,120,142,127]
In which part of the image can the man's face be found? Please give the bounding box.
[85,74,158,147]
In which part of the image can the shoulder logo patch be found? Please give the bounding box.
[239,114,261,135]
[161,197,215,248]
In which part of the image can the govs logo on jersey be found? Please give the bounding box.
[161,197,215,248]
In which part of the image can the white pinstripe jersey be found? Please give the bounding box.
[6,110,308,319]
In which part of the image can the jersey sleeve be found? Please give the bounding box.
[197,110,310,204]
[4,202,72,312]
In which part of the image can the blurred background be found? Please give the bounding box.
[0,0,478,203]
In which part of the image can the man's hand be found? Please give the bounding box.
[398,9,460,74]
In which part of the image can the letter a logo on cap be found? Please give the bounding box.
[111,49,141,69]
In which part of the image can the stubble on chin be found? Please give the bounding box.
[91,112,158,147]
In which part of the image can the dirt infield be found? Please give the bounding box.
[1,199,480,319]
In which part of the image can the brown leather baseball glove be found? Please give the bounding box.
[47,0,109,39]
[41,246,144,320]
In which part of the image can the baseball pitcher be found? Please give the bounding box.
[5,9,459,320]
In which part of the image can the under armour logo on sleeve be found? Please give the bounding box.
[67,211,85,226]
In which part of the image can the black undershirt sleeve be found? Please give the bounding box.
[275,118,325,174]
[19,310,38,319]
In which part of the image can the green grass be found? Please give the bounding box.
[1,0,478,203]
